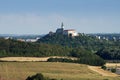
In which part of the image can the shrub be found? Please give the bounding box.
[47,58,74,63]
[26,73,59,80]
[101,65,107,70]
[26,73,44,80]
[103,79,109,80]
[111,68,116,73]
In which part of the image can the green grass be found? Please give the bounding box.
[0,62,119,80]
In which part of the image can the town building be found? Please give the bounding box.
[55,23,78,37]
[63,29,78,37]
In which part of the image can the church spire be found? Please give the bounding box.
[61,22,64,29]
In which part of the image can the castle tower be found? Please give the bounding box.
[56,22,64,34]
[61,22,64,29]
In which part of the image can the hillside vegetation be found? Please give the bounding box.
[0,38,70,57]
[0,33,120,65]
[38,33,120,60]
[38,33,107,50]
[0,37,105,66]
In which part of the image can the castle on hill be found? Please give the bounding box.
[50,23,78,37]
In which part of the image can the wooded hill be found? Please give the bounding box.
[37,33,112,50]
[0,33,120,65]
[37,33,120,60]
[0,37,105,66]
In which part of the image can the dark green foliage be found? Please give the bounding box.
[101,65,107,70]
[38,33,120,61]
[26,73,44,80]
[103,79,109,80]
[0,38,70,57]
[26,73,57,80]
[47,47,106,66]
[78,55,106,66]
[111,68,116,73]
[1,33,120,62]
[69,48,91,57]
[47,56,105,66]
[47,58,76,63]
[69,48,106,66]
[96,47,120,60]
[0,38,106,66]
[37,33,105,50]
[26,73,59,80]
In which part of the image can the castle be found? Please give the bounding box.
[55,23,78,37]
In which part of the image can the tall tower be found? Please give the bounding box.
[61,22,64,29]
[56,22,64,34]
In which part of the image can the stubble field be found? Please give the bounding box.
[0,62,120,80]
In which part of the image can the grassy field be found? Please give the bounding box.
[0,62,120,80]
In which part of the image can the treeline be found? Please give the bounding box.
[47,56,105,66]
[38,33,120,60]
[96,47,120,60]
[37,33,113,51]
[47,48,105,66]
[71,48,105,66]
[0,38,70,57]
[0,38,105,66]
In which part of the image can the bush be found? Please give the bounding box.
[47,56,106,66]
[47,58,75,63]
[78,55,106,66]
[111,68,116,73]
[26,73,44,80]
[26,73,59,80]
[103,79,109,80]
[101,65,107,70]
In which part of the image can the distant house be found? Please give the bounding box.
[17,37,40,42]
[63,29,78,37]
[17,39,25,42]
[26,37,40,42]
[56,23,78,37]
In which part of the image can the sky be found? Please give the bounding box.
[0,0,120,34]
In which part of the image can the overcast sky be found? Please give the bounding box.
[0,0,120,34]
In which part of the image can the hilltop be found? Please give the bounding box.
[37,32,120,61]
[37,33,109,51]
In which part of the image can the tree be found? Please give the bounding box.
[26,73,58,80]
[26,73,44,80]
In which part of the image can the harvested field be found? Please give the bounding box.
[88,66,118,77]
[106,63,120,67]
[0,62,119,80]
[0,56,77,62]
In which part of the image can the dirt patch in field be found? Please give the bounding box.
[106,63,120,67]
[0,56,77,62]
[88,66,119,77]
[0,57,49,61]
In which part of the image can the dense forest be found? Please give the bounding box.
[38,33,120,60]
[0,38,70,57]
[37,33,113,51]
[0,33,120,65]
[0,37,105,66]
[96,47,120,60]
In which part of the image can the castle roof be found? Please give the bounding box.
[64,29,75,31]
